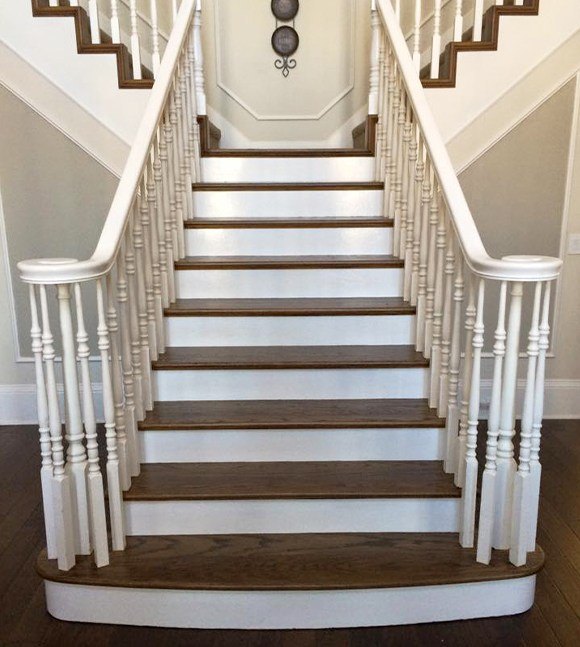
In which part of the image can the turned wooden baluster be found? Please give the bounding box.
[460,278,485,548]
[105,272,131,491]
[88,0,101,44]
[410,138,425,305]
[473,0,485,42]
[150,0,162,76]
[170,84,188,254]
[110,1,121,43]
[454,0,464,41]
[129,0,142,80]
[73,283,109,567]
[403,122,418,301]
[444,244,464,474]
[510,282,542,566]
[29,285,57,560]
[177,56,195,220]
[97,279,126,550]
[386,72,401,225]
[374,34,386,182]
[477,281,508,564]
[494,281,523,549]
[438,232,455,416]
[131,201,154,411]
[186,30,202,181]
[431,0,442,79]
[57,284,91,556]
[193,0,207,114]
[139,177,159,362]
[527,282,551,552]
[395,96,411,261]
[116,246,141,477]
[369,1,381,116]
[153,130,173,308]
[429,203,447,408]
[161,115,180,281]
[424,184,440,358]
[40,285,76,571]
[456,273,476,485]
[415,157,432,352]
[382,48,396,198]
[412,0,421,72]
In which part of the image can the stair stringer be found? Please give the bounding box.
[426,0,580,147]
[0,1,150,149]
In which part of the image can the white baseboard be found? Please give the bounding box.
[0,384,103,426]
[1,380,579,427]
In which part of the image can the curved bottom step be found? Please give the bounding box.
[39,534,543,629]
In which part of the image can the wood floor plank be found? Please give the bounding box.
[36,533,542,591]
[191,182,384,191]
[139,398,444,431]
[184,217,394,229]
[164,297,416,317]
[152,345,429,371]
[175,255,404,270]
[124,461,460,501]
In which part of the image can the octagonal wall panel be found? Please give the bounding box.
[202,0,371,146]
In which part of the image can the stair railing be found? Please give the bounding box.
[47,0,183,78]
[387,0,537,80]
[373,0,561,567]
[19,0,204,571]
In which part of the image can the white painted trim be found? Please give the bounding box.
[44,575,537,629]
[0,43,128,177]
[213,0,357,121]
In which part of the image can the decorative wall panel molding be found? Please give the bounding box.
[214,0,356,121]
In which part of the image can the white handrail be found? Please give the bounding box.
[376,0,561,283]
[18,0,196,285]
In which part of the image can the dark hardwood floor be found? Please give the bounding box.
[0,421,578,646]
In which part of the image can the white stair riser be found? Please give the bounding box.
[165,315,416,347]
[192,190,383,219]
[45,577,537,630]
[139,427,446,463]
[153,368,429,401]
[201,157,376,183]
[125,498,460,535]
[176,268,404,299]
[185,228,393,256]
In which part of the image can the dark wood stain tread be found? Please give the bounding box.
[37,533,544,591]
[152,345,429,371]
[32,0,153,89]
[164,297,415,317]
[175,255,404,270]
[184,217,394,229]
[421,0,539,89]
[139,398,444,431]
[192,182,384,192]
[124,461,460,501]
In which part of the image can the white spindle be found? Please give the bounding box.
[460,278,485,548]
[129,0,143,80]
[510,282,542,566]
[172,0,179,23]
[415,157,431,352]
[40,285,76,571]
[429,204,446,408]
[73,284,109,567]
[410,139,425,304]
[30,285,57,560]
[528,282,551,551]
[430,0,442,79]
[394,0,401,22]
[193,0,207,114]
[477,281,507,564]
[139,178,159,362]
[150,0,162,76]
[88,0,101,45]
[493,281,523,549]
[57,284,91,557]
[473,0,484,42]
[110,0,121,43]
[454,0,464,42]
[412,0,421,72]
[438,230,455,416]
[424,185,440,357]
[97,279,126,551]
[369,1,381,114]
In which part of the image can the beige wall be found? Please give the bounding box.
[0,85,118,385]
[202,0,371,146]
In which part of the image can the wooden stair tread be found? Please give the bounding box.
[184,217,394,229]
[152,345,428,370]
[164,297,415,317]
[175,255,404,270]
[139,398,444,430]
[37,533,544,591]
[191,182,384,191]
[124,461,460,501]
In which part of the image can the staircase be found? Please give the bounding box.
[17,0,562,630]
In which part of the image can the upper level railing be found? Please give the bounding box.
[372,0,561,566]
[19,0,204,570]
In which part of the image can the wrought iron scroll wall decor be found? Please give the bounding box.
[271,0,300,77]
